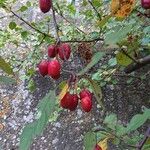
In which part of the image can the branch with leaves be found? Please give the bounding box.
[124,55,150,74]
[88,0,101,20]
[55,3,86,35]
[4,6,104,44]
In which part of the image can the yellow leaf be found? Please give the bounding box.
[116,51,133,66]
[111,0,120,15]
[58,80,67,90]
[98,138,109,150]
[111,0,135,19]
[58,83,69,100]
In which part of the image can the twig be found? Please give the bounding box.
[121,48,138,64]
[55,3,86,34]
[124,55,150,74]
[62,37,104,43]
[4,6,53,38]
[136,127,150,150]
[136,9,150,18]
[51,3,60,43]
[87,0,101,20]
[4,6,104,44]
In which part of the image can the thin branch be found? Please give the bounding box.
[88,0,101,20]
[5,6,53,38]
[55,3,86,34]
[4,6,104,44]
[124,55,150,74]
[62,37,104,43]
[51,3,60,43]
[121,48,138,63]
[136,127,150,150]
[136,9,150,18]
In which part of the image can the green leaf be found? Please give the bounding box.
[28,79,36,92]
[9,21,17,30]
[21,31,28,39]
[26,1,31,7]
[19,6,28,12]
[96,15,111,27]
[108,58,117,66]
[67,4,76,15]
[0,0,6,7]
[78,52,105,76]
[82,0,88,6]
[19,90,56,150]
[92,0,102,7]
[0,75,16,85]
[104,114,117,130]
[0,56,14,75]
[116,124,127,137]
[84,131,96,150]
[143,139,150,150]
[105,24,132,45]
[19,123,36,150]
[116,51,133,66]
[126,108,150,133]
[85,77,104,109]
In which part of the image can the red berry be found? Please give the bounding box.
[141,0,150,9]
[48,60,61,79]
[39,0,52,13]
[38,60,49,76]
[51,73,60,80]
[48,45,58,58]
[68,94,79,111]
[58,43,71,60]
[81,96,92,112]
[60,92,71,109]
[60,93,78,111]
[94,144,102,150]
[79,89,92,99]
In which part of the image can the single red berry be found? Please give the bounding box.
[48,45,58,58]
[68,94,79,111]
[38,60,49,77]
[48,60,61,79]
[141,0,150,9]
[51,73,60,80]
[39,0,52,13]
[58,43,71,60]
[60,92,72,109]
[81,96,92,112]
[79,89,92,99]
[94,144,102,150]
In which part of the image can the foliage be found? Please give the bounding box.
[0,0,149,149]
[19,90,56,150]
[84,108,150,149]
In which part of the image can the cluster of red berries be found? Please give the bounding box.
[38,43,71,79]
[60,89,92,112]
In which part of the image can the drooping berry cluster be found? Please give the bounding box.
[38,43,71,79]
[60,89,93,112]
